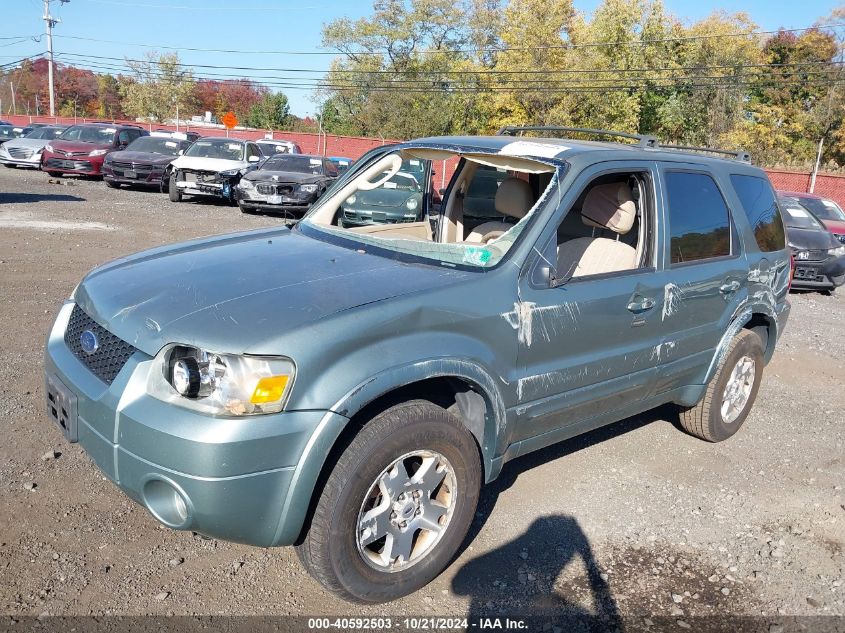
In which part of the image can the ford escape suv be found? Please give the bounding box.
[44,127,791,603]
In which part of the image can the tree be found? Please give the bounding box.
[119,52,195,122]
[245,92,292,129]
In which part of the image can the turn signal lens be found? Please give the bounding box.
[251,375,290,404]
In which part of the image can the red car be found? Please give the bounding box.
[777,190,845,245]
[41,123,147,178]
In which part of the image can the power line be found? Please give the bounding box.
[50,22,845,57]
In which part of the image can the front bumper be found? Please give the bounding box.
[0,151,42,167]
[341,207,418,227]
[41,154,104,175]
[44,302,340,546]
[103,166,165,186]
[236,186,318,212]
[791,255,845,289]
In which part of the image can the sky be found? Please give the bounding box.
[2,0,841,117]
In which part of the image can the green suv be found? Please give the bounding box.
[44,127,791,603]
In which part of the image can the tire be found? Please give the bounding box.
[47,171,62,178]
[168,173,182,202]
[679,329,764,442]
[105,180,120,189]
[296,401,481,603]
[238,202,254,214]
[3,164,15,169]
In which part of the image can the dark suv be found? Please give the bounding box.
[41,123,147,177]
[45,128,790,603]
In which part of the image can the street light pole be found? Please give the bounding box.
[43,0,69,118]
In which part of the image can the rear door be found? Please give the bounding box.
[650,165,748,393]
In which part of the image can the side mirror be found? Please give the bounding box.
[178,149,184,155]
[438,187,447,196]
[248,155,260,163]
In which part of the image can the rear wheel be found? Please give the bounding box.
[168,173,182,202]
[296,401,481,603]
[679,329,764,442]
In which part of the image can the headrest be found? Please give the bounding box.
[495,177,534,219]
[581,183,637,234]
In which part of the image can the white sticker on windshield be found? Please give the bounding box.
[165,141,177,148]
[229,143,241,151]
[310,158,322,165]
[383,181,397,189]
[822,200,837,208]
[410,159,420,166]
[499,141,568,158]
[786,207,808,217]
[103,127,116,133]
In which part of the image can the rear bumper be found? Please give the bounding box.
[44,301,342,546]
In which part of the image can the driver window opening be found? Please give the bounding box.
[554,172,651,280]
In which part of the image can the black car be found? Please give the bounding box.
[0,125,16,145]
[339,158,430,227]
[779,196,845,291]
[102,135,193,189]
[235,154,338,215]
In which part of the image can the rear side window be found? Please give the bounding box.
[665,171,732,264]
[730,175,786,252]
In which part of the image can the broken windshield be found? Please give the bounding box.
[299,146,562,270]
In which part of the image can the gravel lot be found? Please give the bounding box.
[0,167,842,628]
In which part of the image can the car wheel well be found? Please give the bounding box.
[743,313,771,355]
[294,377,490,545]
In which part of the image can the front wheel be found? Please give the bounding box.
[296,401,481,603]
[679,329,764,442]
[168,173,182,202]
[105,180,120,189]
[46,171,62,178]
[238,202,254,214]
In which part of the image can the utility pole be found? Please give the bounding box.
[10,82,16,115]
[810,136,824,194]
[43,0,69,118]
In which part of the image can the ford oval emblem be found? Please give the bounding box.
[80,330,99,355]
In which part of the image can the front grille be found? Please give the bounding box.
[257,183,294,195]
[111,161,153,173]
[803,249,827,262]
[64,304,136,385]
[8,147,34,159]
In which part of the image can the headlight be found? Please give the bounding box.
[830,245,845,257]
[345,194,357,205]
[239,179,254,189]
[45,144,54,153]
[150,346,295,416]
[299,184,318,193]
[218,169,241,177]
[406,197,419,210]
[89,149,108,156]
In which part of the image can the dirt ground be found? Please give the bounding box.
[0,167,843,628]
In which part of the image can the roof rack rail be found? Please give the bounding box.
[657,144,751,163]
[496,125,658,148]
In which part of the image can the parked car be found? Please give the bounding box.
[235,153,338,215]
[151,129,202,142]
[40,123,148,178]
[166,137,262,203]
[256,139,301,156]
[46,128,791,603]
[328,156,353,174]
[102,135,193,189]
[0,125,17,145]
[11,125,33,138]
[777,190,845,244]
[779,195,845,291]
[339,161,427,227]
[0,125,66,168]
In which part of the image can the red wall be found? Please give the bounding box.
[8,114,845,207]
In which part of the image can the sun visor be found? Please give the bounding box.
[402,148,555,174]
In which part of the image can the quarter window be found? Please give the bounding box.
[730,175,786,252]
[665,172,732,264]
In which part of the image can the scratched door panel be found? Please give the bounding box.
[510,270,665,442]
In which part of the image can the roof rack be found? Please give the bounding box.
[496,125,658,148]
[657,144,751,163]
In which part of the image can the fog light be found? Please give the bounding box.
[143,478,190,528]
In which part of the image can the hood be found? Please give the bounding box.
[107,150,174,165]
[245,170,321,184]
[821,218,845,236]
[2,138,50,151]
[75,227,469,356]
[170,155,247,173]
[50,139,111,153]
[786,226,840,250]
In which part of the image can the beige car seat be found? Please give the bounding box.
[465,177,534,243]
[556,182,638,278]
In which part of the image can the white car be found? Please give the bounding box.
[167,137,262,203]
[256,139,301,156]
[0,125,66,168]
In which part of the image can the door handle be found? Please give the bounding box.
[719,280,741,294]
[627,297,655,312]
